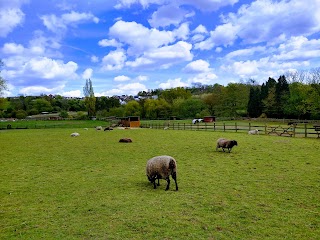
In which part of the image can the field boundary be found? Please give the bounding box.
[140,122,320,139]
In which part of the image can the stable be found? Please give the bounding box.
[203,116,216,122]
[119,116,140,128]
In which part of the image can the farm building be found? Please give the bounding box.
[119,116,140,128]
[203,116,216,122]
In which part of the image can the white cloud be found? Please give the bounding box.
[99,82,147,96]
[114,75,131,82]
[23,57,78,79]
[109,20,174,56]
[82,68,93,79]
[19,86,64,96]
[148,4,191,28]
[0,8,25,37]
[2,42,25,54]
[91,55,99,63]
[187,72,218,85]
[40,11,99,35]
[159,78,188,89]
[126,41,193,69]
[101,50,126,71]
[136,75,148,81]
[98,39,122,48]
[183,59,212,73]
[61,90,81,97]
[193,24,208,34]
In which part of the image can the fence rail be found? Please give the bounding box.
[141,122,320,139]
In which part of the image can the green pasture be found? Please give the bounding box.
[0,128,319,239]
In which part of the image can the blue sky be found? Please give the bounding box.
[1,0,320,97]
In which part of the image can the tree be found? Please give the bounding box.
[125,100,141,116]
[83,79,96,118]
[247,87,262,117]
[160,87,192,104]
[0,60,7,97]
[275,75,290,117]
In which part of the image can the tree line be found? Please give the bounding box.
[1,68,320,120]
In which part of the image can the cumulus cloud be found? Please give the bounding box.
[82,68,93,79]
[126,41,193,69]
[40,11,99,35]
[0,8,25,37]
[114,75,131,81]
[148,4,192,28]
[109,20,175,56]
[183,59,212,73]
[159,78,188,89]
[98,39,122,48]
[101,49,126,71]
[99,82,147,96]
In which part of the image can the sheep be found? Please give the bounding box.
[95,126,103,130]
[248,129,259,135]
[216,138,238,153]
[84,128,88,130]
[70,132,80,137]
[119,138,132,143]
[104,127,113,131]
[146,155,178,191]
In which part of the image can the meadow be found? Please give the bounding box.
[0,127,319,239]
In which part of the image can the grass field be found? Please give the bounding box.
[0,128,319,239]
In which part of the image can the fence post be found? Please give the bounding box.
[214,123,216,131]
[249,122,251,131]
[184,123,185,130]
[205,123,207,131]
[235,122,237,132]
[304,123,307,138]
[293,124,296,137]
[223,123,226,132]
[265,124,267,135]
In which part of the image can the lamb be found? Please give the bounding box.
[146,155,178,191]
[70,132,80,137]
[248,129,259,135]
[96,126,102,130]
[216,138,238,153]
[119,138,132,143]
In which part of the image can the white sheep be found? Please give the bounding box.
[248,129,259,135]
[95,126,102,130]
[146,155,178,191]
[70,132,80,137]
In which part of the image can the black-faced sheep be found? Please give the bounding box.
[119,138,132,143]
[146,155,178,191]
[70,132,80,137]
[216,138,238,153]
[104,127,113,131]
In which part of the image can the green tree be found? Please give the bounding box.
[125,100,141,116]
[32,98,53,112]
[160,87,192,104]
[247,87,262,117]
[83,79,96,118]
[275,75,290,117]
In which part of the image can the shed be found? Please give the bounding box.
[203,116,216,122]
[119,116,140,128]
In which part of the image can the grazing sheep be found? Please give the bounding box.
[119,138,132,143]
[163,126,169,130]
[84,128,88,130]
[104,127,113,131]
[96,126,102,130]
[248,129,259,135]
[216,138,238,153]
[146,155,178,191]
[70,132,80,137]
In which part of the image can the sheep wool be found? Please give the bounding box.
[216,138,238,153]
[70,132,80,137]
[248,129,259,135]
[146,155,178,191]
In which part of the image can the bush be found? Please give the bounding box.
[16,110,27,119]
[59,111,69,118]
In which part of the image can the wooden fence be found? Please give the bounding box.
[140,122,320,139]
